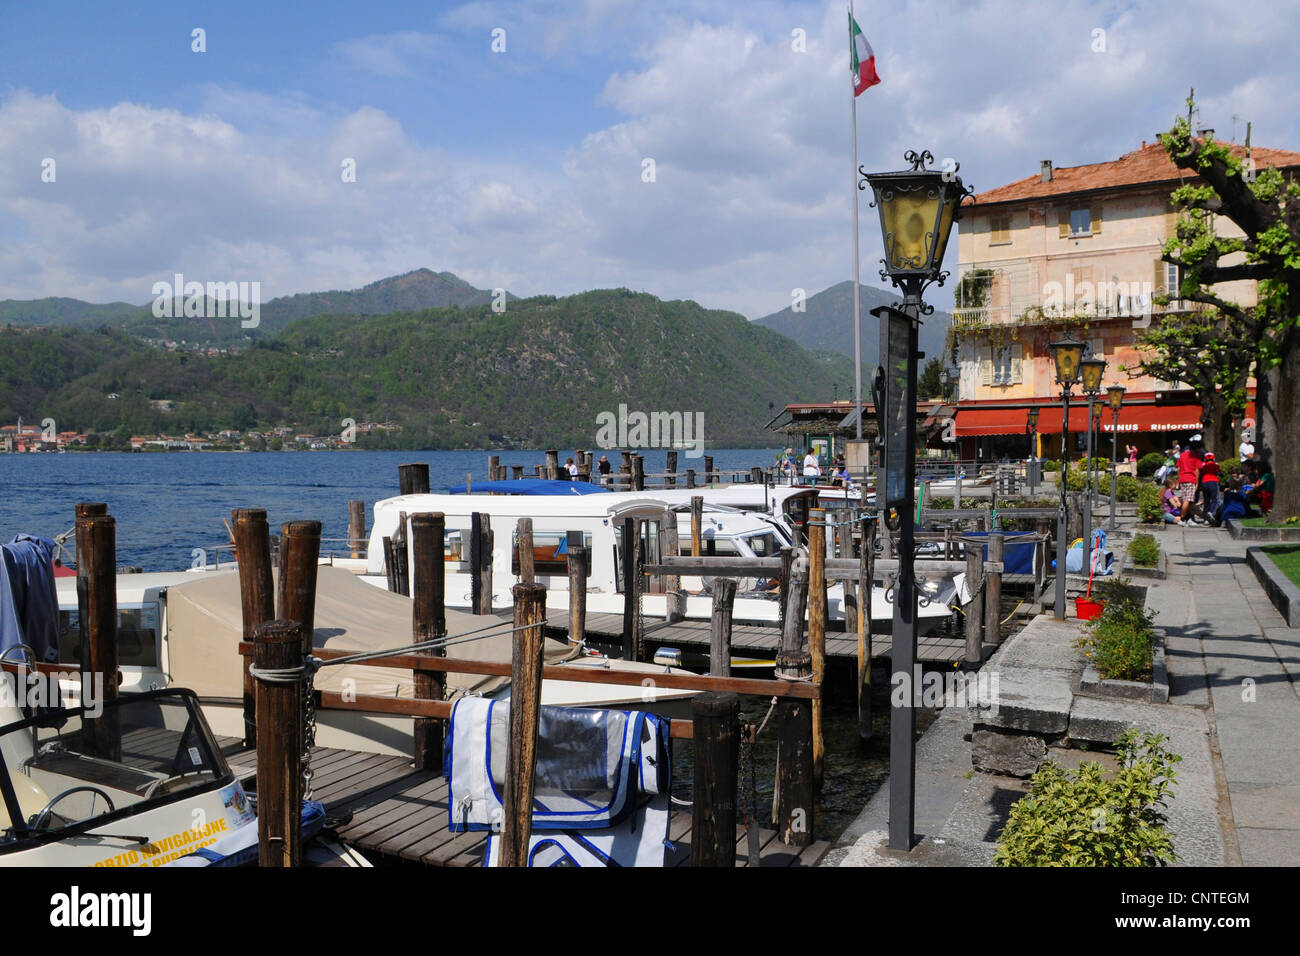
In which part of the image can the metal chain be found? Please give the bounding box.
[302,657,317,801]
[739,720,756,831]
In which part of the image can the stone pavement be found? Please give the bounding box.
[827,519,1300,867]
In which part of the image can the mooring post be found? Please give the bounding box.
[233,508,274,748]
[347,500,366,559]
[806,510,827,790]
[661,509,685,623]
[567,544,588,646]
[470,512,493,614]
[704,455,714,485]
[382,536,398,593]
[984,530,1005,647]
[691,692,740,867]
[411,513,447,771]
[84,512,119,761]
[512,464,524,480]
[779,555,809,655]
[686,468,696,489]
[775,649,813,846]
[517,517,535,585]
[73,501,107,680]
[620,517,638,660]
[545,449,559,481]
[859,515,875,742]
[666,450,678,489]
[632,454,645,491]
[709,578,736,676]
[489,455,500,482]
[398,462,430,496]
[254,618,303,868]
[501,582,547,868]
[277,520,322,657]
[964,535,986,667]
[690,496,704,557]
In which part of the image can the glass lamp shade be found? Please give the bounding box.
[1027,407,1040,430]
[1049,337,1085,386]
[1080,356,1107,395]
[1107,384,1126,411]
[865,167,966,278]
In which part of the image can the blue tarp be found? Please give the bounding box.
[962,530,1037,576]
[448,479,611,496]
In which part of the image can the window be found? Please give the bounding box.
[1069,208,1091,236]
[982,343,1022,386]
[1059,204,1102,238]
[59,604,159,668]
[512,531,592,576]
[990,214,1011,245]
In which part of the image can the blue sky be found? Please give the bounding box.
[2,0,1298,317]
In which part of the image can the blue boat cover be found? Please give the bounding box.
[447,698,671,867]
[448,479,610,496]
[962,530,1038,577]
[0,535,60,662]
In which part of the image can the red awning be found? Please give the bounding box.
[955,404,1207,436]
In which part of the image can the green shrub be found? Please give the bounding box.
[1219,457,1242,477]
[994,728,1180,867]
[1042,459,1060,472]
[1129,532,1160,567]
[1064,468,1087,491]
[1078,577,1157,680]
[1136,484,1163,524]
[1116,473,1142,502]
[1137,452,1165,478]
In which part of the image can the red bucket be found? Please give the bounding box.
[1075,598,1105,621]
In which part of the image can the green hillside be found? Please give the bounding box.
[3,290,853,448]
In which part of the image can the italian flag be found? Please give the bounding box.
[849,13,880,96]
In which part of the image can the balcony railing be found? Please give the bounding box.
[949,299,1203,330]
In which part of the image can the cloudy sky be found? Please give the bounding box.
[1,0,1297,317]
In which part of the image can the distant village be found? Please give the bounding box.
[0,417,401,453]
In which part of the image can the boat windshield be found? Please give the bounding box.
[743,532,782,557]
[0,690,228,845]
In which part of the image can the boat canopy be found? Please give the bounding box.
[165,567,578,701]
[449,479,611,496]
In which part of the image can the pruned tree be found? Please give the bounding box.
[1148,92,1300,518]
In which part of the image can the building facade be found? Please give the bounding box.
[950,141,1300,461]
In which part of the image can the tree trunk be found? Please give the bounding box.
[1207,390,1234,460]
[1267,327,1300,520]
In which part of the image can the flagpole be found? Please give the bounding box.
[850,0,863,441]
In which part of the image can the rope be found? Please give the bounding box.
[754,697,779,738]
[310,618,544,669]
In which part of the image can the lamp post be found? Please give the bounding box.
[1107,385,1125,530]
[861,149,972,852]
[1079,356,1106,553]
[1049,338,1084,620]
[1026,406,1040,494]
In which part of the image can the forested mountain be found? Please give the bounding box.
[754,280,953,366]
[2,290,853,448]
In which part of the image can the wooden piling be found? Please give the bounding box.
[489,455,501,482]
[661,509,685,623]
[666,450,678,489]
[690,496,704,557]
[858,515,875,742]
[517,517,535,585]
[620,517,638,660]
[632,454,645,491]
[691,692,740,867]
[398,462,430,496]
[277,520,322,656]
[501,583,547,868]
[751,466,763,485]
[704,455,714,485]
[411,513,446,771]
[545,449,559,481]
[567,545,588,646]
[74,502,107,677]
[964,536,985,667]
[253,618,303,868]
[709,578,736,677]
[479,516,494,613]
[686,468,696,489]
[775,649,814,846]
[806,510,827,789]
[779,556,809,654]
[984,530,1004,647]
[233,508,274,748]
[347,500,366,559]
[84,513,119,761]
[512,465,524,480]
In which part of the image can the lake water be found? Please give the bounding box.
[0,447,778,571]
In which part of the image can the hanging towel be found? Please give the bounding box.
[0,535,60,661]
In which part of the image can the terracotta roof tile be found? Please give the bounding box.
[972,141,1300,207]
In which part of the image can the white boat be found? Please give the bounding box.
[53,566,696,757]
[358,491,956,632]
[0,683,362,866]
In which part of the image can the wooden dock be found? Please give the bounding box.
[540,610,969,664]
[219,738,830,867]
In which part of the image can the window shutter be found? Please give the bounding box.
[1153,258,1166,296]
[981,344,993,385]
[1058,209,1070,238]
[1011,343,1023,383]
[1090,203,1102,235]
[1164,206,1178,241]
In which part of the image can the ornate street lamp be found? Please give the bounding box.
[1079,356,1107,551]
[1026,405,1041,493]
[1049,337,1084,620]
[861,149,973,853]
[1107,384,1126,530]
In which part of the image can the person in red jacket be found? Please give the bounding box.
[1177,439,1205,523]
[1198,452,1221,517]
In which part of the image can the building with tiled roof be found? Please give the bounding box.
[949,139,1300,460]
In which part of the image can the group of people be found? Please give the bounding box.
[1159,434,1274,526]
[776,448,851,487]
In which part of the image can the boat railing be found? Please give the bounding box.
[193,536,367,571]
